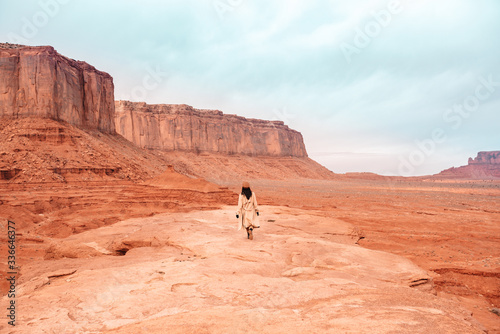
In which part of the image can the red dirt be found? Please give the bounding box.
[245,177,500,331]
[1,117,499,332]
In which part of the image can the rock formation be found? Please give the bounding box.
[436,151,500,179]
[0,43,115,133]
[115,101,308,157]
[0,43,308,157]
[0,43,322,183]
[468,151,500,165]
[0,117,170,183]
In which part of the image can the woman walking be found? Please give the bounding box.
[236,182,260,240]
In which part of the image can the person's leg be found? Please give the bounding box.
[248,227,253,240]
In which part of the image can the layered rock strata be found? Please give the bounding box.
[436,151,500,179]
[468,151,500,165]
[0,43,115,133]
[115,100,307,157]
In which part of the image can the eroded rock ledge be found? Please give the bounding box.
[436,151,500,179]
[115,100,308,157]
[0,43,115,133]
[468,151,500,165]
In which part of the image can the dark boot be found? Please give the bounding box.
[248,228,253,240]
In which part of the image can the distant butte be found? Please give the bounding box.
[435,151,500,179]
[468,151,500,165]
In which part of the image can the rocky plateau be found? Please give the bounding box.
[115,100,307,157]
[0,43,115,133]
[436,151,500,179]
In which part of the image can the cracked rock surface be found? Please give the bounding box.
[4,207,485,333]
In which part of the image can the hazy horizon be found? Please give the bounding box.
[1,0,499,176]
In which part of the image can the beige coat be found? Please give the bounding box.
[236,192,260,231]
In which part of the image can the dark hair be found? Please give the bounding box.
[241,187,252,200]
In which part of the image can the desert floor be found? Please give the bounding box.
[251,177,500,332]
[0,177,499,333]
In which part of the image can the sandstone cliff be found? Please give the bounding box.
[115,101,307,157]
[436,151,500,179]
[0,43,115,133]
[468,151,500,165]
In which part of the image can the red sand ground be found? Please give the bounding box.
[248,178,500,331]
[0,117,499,332]
[1,177,498,332]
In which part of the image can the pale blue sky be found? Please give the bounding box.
[1,0,499,175]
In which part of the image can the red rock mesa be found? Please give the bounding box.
[436,151,500,179]
[115,100,307,157]
[0,43,115,133]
